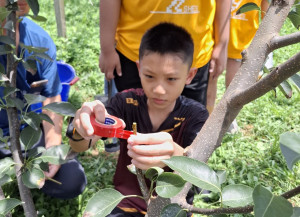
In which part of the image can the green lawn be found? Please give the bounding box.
[3,1,300,216]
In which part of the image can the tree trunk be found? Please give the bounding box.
[5,7,37,217]
[147,0,299,216]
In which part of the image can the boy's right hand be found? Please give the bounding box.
[73,100,108,139]
[99,49,122,80]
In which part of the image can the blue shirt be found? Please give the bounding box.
[0,17,62,136]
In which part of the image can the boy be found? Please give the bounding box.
[70,23,209,216]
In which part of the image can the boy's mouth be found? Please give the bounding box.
[153,98,166,105]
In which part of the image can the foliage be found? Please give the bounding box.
[1,0,300,216]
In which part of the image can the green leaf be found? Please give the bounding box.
[43,102,77,117]
[23,112,41,131]
[253,185,293,217]
[278,80,293,98]
[0,8,11,23]
[216,170,227,185]
[31,52,53,61]
[4,20,14,32]
[290,73,300,91]
[21,167,44,189]
[288,11,300,29]
[5,97,24,111]
[145,167,164,181]
[0,198,22,215]
[3,87,18,98]
[162,156,221,193]
[27,146,46,158]
[0,158,14,177]
[156,172,186,198]
[0,174,12,186]
[222,184,253,207]
[24,93,46,105]
[20,126,42,150]
[39,144,69,165]
[27,14,47,22]
[160,203,187,217]
[22,59,37,76]
[0,44,13,55]
[19,43,48,53]
[279,132,300,170]
[127,164,137,175]
[236,3,261,15]
[0,36,15,46]
[291,207,300,217]
[84,189,125,217]
[26,0,39,16]
[38,113,54,125]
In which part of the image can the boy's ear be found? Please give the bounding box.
[185,67,197,85]
[136,61,141,77]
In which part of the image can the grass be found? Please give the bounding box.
[2,1,300,216]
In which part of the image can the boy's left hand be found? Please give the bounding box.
[127,132,184,170]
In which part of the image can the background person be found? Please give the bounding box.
[0,0,87,199]
[99,0,231,108]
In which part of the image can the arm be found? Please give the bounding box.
[127,132,184,170]
[42,94,63,178]
[261,0,269,19]
[99,0,122,80]
[209,0,231,80]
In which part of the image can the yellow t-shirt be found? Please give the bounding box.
[228,0,262,59]
[115,0,216,68]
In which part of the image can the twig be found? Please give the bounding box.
[132,122,150,203]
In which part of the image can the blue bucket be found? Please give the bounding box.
[57,61,76,102]
[30,61,78,112]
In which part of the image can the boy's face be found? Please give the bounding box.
[138,52,196,111]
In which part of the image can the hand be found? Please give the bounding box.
[127,132,183,170]
[209,43,227,80]
[99,49,122,80]
[44,163,61,179]
[73,100,107,139]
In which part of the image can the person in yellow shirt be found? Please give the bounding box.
[226,0,270,88]
[99,0,231,108]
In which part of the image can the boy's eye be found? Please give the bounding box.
[168,77,177,81]
[145,74,153,79]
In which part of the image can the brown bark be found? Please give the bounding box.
[147,0,299,216]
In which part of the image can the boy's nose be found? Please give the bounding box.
[153,84,166,95]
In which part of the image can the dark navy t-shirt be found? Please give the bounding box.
[106,88,209,213]
[0,17,62,136]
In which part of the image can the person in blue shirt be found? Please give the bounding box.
[0,0,86,199]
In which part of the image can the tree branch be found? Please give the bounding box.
[270,31,300,51]
[232,51,300,106]
[184,185,300,215]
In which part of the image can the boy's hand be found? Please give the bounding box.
[73,100,107,139]
[127,132,184,170]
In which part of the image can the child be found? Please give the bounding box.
[69,22,209,216]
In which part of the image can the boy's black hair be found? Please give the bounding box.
[139,22,194,67]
